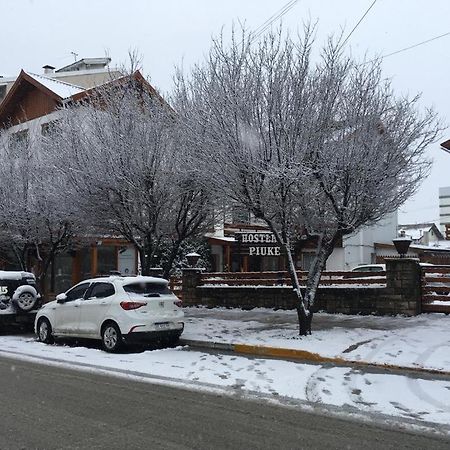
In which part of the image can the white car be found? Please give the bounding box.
[351,264,386,273]
[351,262,433,273]
[35,276,184,352]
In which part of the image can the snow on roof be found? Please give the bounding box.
[55,57,111,73]
[205,232,236,243]
[406,227,430,241]
[411,241,450,251]
[398,223,443,241]
[25,72,85,99]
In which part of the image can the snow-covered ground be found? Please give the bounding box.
[0,337,448,432]
[1,307,450,433]
[183,307,450,372]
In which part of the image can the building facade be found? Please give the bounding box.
[0,59,155,295]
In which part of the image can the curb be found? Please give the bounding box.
[180,339,450,377]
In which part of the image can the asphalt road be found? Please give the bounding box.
[0,356,448,450]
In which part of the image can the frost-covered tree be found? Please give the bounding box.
[173,27,441,335]
[45,76,212,278]
[0,132,78,288]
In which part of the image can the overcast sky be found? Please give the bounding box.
[2,0,449,226]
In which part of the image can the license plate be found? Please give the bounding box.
[155,322,169,329]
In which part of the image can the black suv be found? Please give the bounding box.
[0,271,41,318]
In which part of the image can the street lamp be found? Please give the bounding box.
[186,252,201,267]
[392,229,412,258]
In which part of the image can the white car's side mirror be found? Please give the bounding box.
[56,293,67,304]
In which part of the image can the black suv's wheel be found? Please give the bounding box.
[13,286,39,312]
[37,318,54,344]
[101,322,122,352]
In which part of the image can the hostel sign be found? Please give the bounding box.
[235,232,281,256]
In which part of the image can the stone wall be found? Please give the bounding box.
[182,258,422,316]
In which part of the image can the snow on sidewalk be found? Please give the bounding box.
[182,307,450,372]
[0,334,450,431]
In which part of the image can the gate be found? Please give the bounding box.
[422,266,450,313]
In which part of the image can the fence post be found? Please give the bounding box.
[181,268,203,305]
[385,258,422,315]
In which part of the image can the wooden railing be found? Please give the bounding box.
[421,266,450,312]
[198,270,386,287]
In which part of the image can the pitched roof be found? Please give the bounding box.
[398,223,445,241]
[55,57,111,73]
[441,139,450,154]
[25,72,85,99]
[0,69,165,128]
[69,70,162,103]
[0,70,86,125]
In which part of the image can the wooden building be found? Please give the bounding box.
[0,64,157,295]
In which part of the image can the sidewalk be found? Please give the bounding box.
[181,307,450,374]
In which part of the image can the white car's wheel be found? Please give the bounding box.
[101,322,122,352]
[37,318,54,344]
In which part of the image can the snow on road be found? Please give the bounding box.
[0,334,450,432]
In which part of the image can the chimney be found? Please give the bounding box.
[42,64,55,75]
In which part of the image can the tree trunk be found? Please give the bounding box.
[304,233,340,313]
[139,239,153,276]
[162,240,182,280]
[275,233,311,336]
[262,218,312,336]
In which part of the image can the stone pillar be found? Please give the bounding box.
[385,258,422,315]
[181,268,204,305]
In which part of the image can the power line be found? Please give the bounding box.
[361,30,450,66]
[251,0,297,37]
[380,30,450,60]
[252,0,298,41]
[251,0,299,42]
[339,0,377,51]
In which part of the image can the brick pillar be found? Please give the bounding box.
[385,258,422,315]
[181,268,203,305]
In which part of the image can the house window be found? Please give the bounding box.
[10,129,29,145]
[97,246,116,275]
[41,121,59,136]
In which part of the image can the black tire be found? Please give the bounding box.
[37,318,54,344]
[13,288,39,312]
[101,322,122,352]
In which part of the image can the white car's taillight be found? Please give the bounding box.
[174,300,182,308]
[120,301,147,310]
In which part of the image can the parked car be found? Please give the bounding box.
[351,264,386,273]
[35,275,184,352]
[351,262,434,273]
[0,270,41,311]
[0,271,41,327]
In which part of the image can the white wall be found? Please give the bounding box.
[440,186,450,232]
[5,110,62,138]
[342,211,398,270]
[326,247,345,271]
